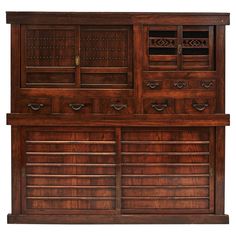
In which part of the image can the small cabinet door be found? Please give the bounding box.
[144,25,215,71]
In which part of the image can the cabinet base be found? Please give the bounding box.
[7,214,229,224]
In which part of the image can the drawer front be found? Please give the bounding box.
[144,98,175,114]
[144,79,216,92]
[184,98,216,114]
[15,97,51,113]
[100,98,135,114]
[61,97,94,114]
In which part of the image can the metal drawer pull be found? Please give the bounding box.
[69,103,85,111]
[28,103,44,111]
[152,102,168,112]
[146,81,160,89]
[111,104,127,111]
[174,81,187,89]
[201,80,214,89]
[192,102,209,111]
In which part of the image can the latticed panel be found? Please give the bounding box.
[80,26,130,67]
[25,28,76,67]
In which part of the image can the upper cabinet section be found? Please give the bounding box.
[144,25,215,71]
[20,25,133,89]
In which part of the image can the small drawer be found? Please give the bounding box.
[15,97,51,113]
[143,98,175,114]
[144,80,162,90]
[100,98,135,114]
[184,98,216,114]
[61,97,94,114]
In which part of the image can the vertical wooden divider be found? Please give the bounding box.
[133,24,143,114]
[115,127,122,214]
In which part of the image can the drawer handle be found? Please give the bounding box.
[201,80,214,89]
[174,81,187,89]
[69,103,85,111]
[192,102,209,111]
[152,101,168,112]
[27,103,44,111]
[146,81,160,89]
[111,104,127,111]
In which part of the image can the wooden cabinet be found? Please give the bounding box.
[6,12,230,224]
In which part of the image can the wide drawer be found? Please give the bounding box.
[99,98,135,114]
[15,97,51,113]
[61,97,94,114]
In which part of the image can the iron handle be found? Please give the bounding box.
[111,104,127,111]
[152,101,168,112]
[146,81,160,89]
[201,80,214,89]
[174,81,187,89]
[27,103,44,111]
[192,102,209,111]
[69,103,85,111]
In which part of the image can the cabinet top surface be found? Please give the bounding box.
[6,11,230,25]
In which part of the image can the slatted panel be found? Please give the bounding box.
[121,127,213,213]
[24,128,116,213]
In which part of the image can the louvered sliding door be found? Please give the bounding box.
[23,127,117,214]
[21,126,215,215]
[121,127,215,214]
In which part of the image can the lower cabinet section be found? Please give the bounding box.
[12,126,217,218]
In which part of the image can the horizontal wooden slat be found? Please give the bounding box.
[27,155,116,164]
[26,140,116,144]
[121,141,209,144]
[26,143,115,152]
[122,187,209,197]
[27,176,116,186]
[27,199,115,209]
[122,199,209,209]
[122,166,209,175]
[26,152,116,155]
[122,155,209,163]
[27,187,115,197]
[122,176,209,186]
[122,152,210,155]
[27,130,115,141]
[122,144,209,152]
[26,166,115,175]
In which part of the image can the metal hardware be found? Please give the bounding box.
[177,44,182,55]
[27,103,44,111]
[111,104,127,111]
[174,81,187,89]
[75,55,80,66]
[146,81,160,89]
[151,101,168,112]
[201,80,214,89]
[192,102,209,112]
[69,103,85,111]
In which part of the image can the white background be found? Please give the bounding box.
[0,0,235,235]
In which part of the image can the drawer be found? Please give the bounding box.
[15,97,51,113]
[100,98,135,114]
[144,79,216,91]
[143,98,175,114]
[183,98,216,114]
[61,97,94,114]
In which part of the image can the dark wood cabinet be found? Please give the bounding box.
[6,12,230,224]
